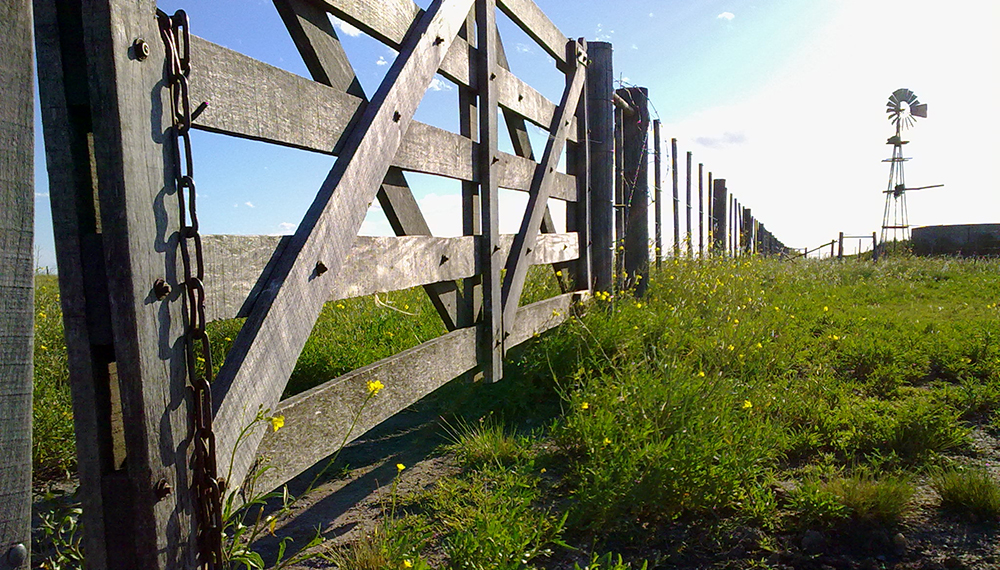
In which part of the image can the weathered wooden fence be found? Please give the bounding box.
[0,1,33,568]
[611,96,792,275]
[3,0,803,567]
[31,0,612,567]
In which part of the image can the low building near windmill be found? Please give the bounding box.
[912,224,1000,257]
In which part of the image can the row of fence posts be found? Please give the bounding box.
[610,86,792,297]
[0,33,804,568]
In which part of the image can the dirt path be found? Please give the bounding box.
[251,407,457,567]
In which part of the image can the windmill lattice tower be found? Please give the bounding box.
[880,88,932,244]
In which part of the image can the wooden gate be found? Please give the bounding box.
[34,0,605,567]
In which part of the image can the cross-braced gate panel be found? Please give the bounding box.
[35,0,594,567]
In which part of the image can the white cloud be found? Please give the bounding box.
[35,192,49,198]
[331,16,362,38]
[717,12,735,21]
[244,201,255,208]
[631,44,638,50]
[515,43,532,53]
[376,56,388,66]
[278,222,296,232]
[594,23,614,42]
[428,78,452,92]
[694,131,747,149]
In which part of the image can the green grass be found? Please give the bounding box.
[931,467,1000,521]
[31,255,1000,568]
[33,275,75,479]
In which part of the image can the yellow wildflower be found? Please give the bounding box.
[404,561,413,569]
[580,402,589,410]
[224,337,232,342]
[755,342,763,349]
[268,415,285,432]
[697,371,705,377]
[39,312,46,319]
[727,344,735,351]
[367,380,385,396]
[603,437,612,446]
[743,400,753,409]
[555,270,563,277]
[396,463,406,471]
[336,303,345,309]
[823,306,829,312]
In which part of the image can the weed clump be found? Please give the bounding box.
[931,467,1000,521]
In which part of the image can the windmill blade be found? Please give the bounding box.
[910,102,927,118]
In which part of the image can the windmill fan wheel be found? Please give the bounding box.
[886,88,927,131]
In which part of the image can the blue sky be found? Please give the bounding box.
[32,0,1000,268]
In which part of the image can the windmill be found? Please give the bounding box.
[880,88,943,244]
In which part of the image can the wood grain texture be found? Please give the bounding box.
[312,0,576,138]
[497,0,569,67]
[275,0,461,330]
[253,291,581,493]
[188,41,576,199]
[477,0,503,382]
[502,40,586,332]
[585,41,614,294]
[713,184,725,252]
[569,74,591,293]
[653,120,661,268]
[0,0,34,565]
[33,1,114,565]
[55,0,200,567]
[202,233,578,322]
[212,0,476,493]
[619,87,649,296]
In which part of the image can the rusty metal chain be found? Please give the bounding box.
[156,9,224,568]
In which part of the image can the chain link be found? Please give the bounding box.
[156,9,224,568]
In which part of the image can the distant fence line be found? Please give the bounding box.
[1,0,797,567]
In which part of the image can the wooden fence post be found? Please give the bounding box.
[712,178,727,253]
[34,0,200,566]
[742,208,753,256]
[686,151,692,257]
[477,0,503,382]
[568,42,591,293]
[0,0,34,566]
[617,87,649,295]
[838,232,844,260]
[587,41,614,294]
[671,138,679,258]
[707,171,713,254]
[698,163,704,257]
[653,120,662,268]
[614,105,624,287]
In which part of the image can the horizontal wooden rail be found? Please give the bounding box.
[252,291,584,493]
[497,0,569,67]
[190,36,575,199]
[309,0,576,135]
[201,232,580,323]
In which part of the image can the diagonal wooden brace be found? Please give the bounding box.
[501,39,587,337]
[275,0,464,330]
[212,0,475,493]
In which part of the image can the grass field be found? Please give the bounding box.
[31,256,1000,568]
